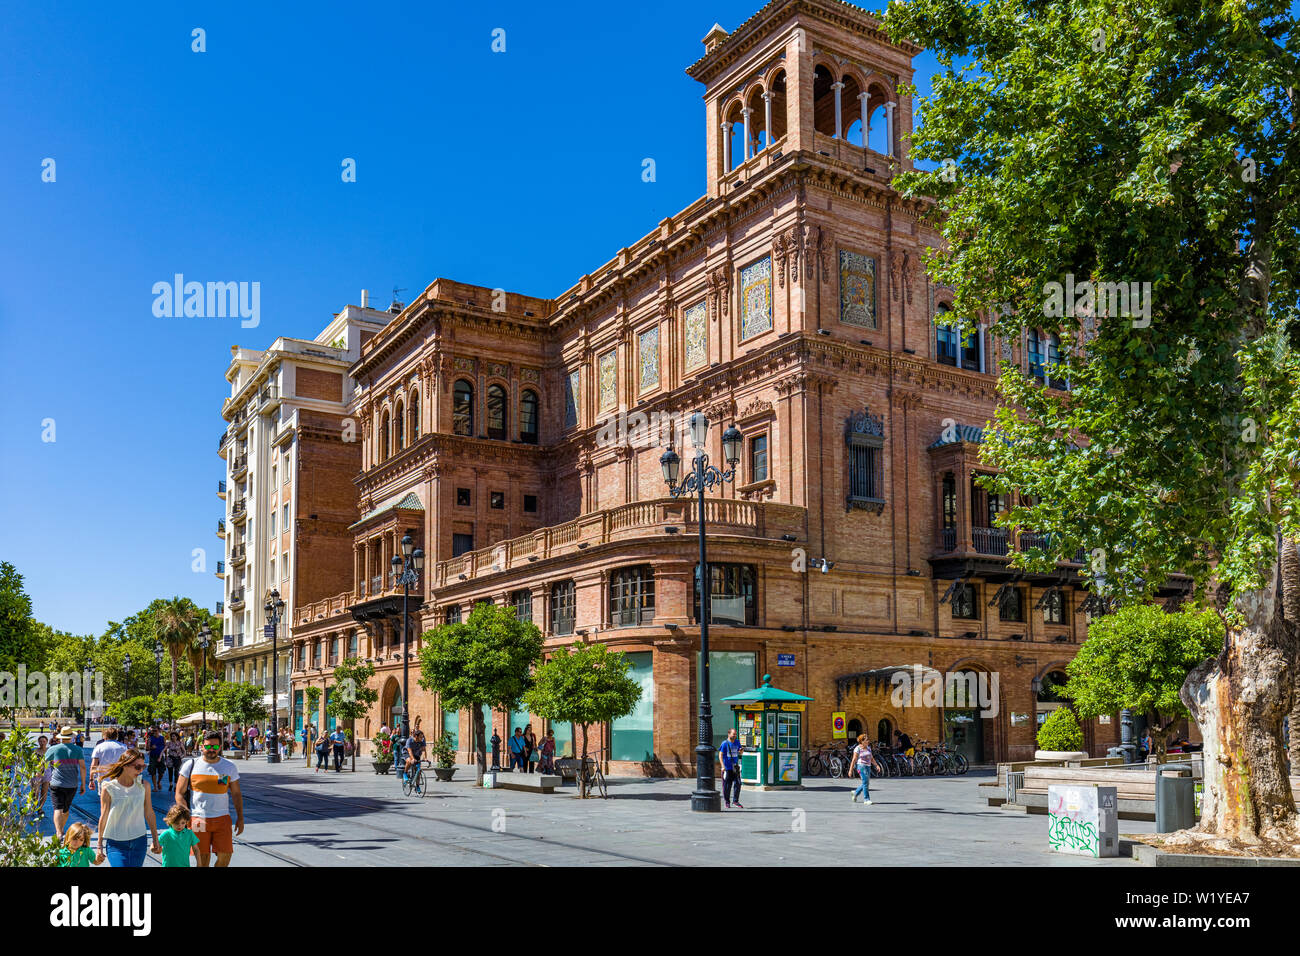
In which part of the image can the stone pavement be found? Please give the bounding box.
[39,753,1156,866]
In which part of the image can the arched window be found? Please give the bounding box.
[394,402,405,450]
[726,102,746,171]
[840,74,864,142]
[452,380,473,437]
[936,304,959,366]
[868,103,889,154]
[408,391,420,442]
[876,718,892,746]
[767,70,788,143]
[519,389,539,444]
[486,384,507,440]
[380,411,391,461]
[813,66,837,136]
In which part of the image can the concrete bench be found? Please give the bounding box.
[485,772,561,794]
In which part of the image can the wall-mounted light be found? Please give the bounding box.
[664,526,679,534]
[781,533,797,542]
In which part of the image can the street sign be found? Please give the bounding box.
[777,653,795,667]
[832,712,846,739]
[263,624,275,641]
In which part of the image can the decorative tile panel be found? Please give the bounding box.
[740,257,773,340]
[598,350,617,411]
[839,250,878,329]
[684,301,707,369]
[564,369,579,428]
[638,326,659,394]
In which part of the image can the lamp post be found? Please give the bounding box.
[264,589,285,763]
[153,641,163,699]
[199,626,211,733]
[390,532,425,742]
[122,654,132,732]
[661,412,743,813]
[85,661,96,738]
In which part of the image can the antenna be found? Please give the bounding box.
[391,286,407,306]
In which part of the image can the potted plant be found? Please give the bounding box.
[371,729,395,773]
[1034,707,1088,761]
[432,731,457,781]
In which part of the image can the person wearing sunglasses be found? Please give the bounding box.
[176,730,243,867]
[95,749,161,866]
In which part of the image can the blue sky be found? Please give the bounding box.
[0,0,937,636]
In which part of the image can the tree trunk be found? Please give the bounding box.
[1289,690,1300,777]
[473,707,486,786]
[170,654,179,696]
[579,723,589,800]
[1178,540,1300,850]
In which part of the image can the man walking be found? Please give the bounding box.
[508,728,526,772]
[46,728,85,839]
[176,730,243,867]
[88,727,126,792]
[329,726,347,772]
[718,728,744,809]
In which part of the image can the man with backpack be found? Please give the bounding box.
[175,729,244,867]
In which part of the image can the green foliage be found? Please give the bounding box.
[1037,707,1085,752]
[327,659,378,722]
[1064,605,1224,729]
[886,0,1300,606]
[431,731,456,769]
[0,564,50,675]
[0,711,60,866]
[106,696,156,728]
[154,691,202,726]
[209,682,268,741]
[417,601,543,780]
[371,729,395,765]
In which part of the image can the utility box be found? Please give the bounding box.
[1048,785,1119,858]
[1155,764,1196,832]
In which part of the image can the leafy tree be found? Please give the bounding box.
[417,602,543,785]
[1064,605,1224,758]
[888,0,1300,848]
[210,681,267,758]
[0,563,50,676]
[1037,707,1085,753]
[524,643,643,797]
[328,658,378,771]
[107,696,157,729]
[0,711,59,866]
[153,597,204,694]
[154,691,202,728]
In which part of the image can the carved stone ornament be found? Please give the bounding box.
[774,234,788,288]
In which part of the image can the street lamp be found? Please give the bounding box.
[661,412,743,812]
[391,531,425,742]
[199,626,211,733]
[264,589,286,763]
[122,654,132,727]
[153,640,163,698]
[85,660,96,738]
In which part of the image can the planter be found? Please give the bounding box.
[1034,750,1089,762]
[372,760,394,775]
[433,766,457,782]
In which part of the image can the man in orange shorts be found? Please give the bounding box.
[176,730,244,866]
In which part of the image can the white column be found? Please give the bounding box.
[741,108,753,161]
[721,121,732,171]
[857,91,869,149]
[885,102,897,157]
[832,81,844,139]
[762,92,773,150]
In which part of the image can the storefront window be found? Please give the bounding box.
[694,650,757,750]
[443,709,459,750]
[551,721,574,758]
[611,652,654,761]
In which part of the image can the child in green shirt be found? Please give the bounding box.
[59,823,100,867]
[158,803,200,867]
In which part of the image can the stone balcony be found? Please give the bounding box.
[294,592,354,628]
[433,496,806,587]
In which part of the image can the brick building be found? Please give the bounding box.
[291,0,1147,770]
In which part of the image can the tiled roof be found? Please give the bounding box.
[928,424,987,448]
[349,491,424,530]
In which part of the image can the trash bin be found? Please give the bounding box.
[1155,764,1195,832]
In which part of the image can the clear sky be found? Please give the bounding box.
[0,0,939,636]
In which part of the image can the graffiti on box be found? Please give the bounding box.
[1047,790,1100,857]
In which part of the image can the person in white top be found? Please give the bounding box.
[89,727,128,792]
[95,749,160,867]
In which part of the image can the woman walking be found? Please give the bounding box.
[164,732,185,789]
[95,750,161,866]
[539,729,556,774]
[850,733,873,806]
[523,725,537,774]
[314,730,330,772]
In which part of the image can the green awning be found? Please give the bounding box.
[721,673,814,703]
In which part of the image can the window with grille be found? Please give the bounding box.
[453,380,473,437]
[1028,329,1045,382]
[452,533,474,556]
[610,566,655,627]
[443,604,462,625]
[845,408,885,512]
[550,581,576,635]
[693,563,757,625]
[510,589,533,623]
[1043,589,1068,625]
[486,384,507,440]
[952,583,979,619]
[520,390,539,444]
[999,586,1025,622]
[750,434,768,483]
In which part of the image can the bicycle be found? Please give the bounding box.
[805,743,846,778]
[400,758,431,797]
[577,749,608,799]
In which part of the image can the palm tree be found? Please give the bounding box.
[186,621,222,694]
[153,598,201,695]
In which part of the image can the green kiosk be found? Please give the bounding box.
[722,675,813,789]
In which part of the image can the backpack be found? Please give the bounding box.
[179,758,195,809]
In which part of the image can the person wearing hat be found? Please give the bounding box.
[46,727,87,840]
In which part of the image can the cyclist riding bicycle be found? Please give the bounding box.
[403,730,426,778]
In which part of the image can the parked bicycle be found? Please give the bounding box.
[577,749,608,798]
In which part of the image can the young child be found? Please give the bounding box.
[158,803,200,868]
[59,823,101,867]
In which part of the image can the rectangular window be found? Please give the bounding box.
[510,589,533,623]
[490,491,504,510]
[281,552,288,580]
[282,503,290,526]
[550,580,576,636]
[294,691,304,733]
[693,563,757,626]
[443,604,462,625]
[523,494,538,513]
[329,639,337,666]
[952,583,979,620]
[311,640,320,667]
[610,651,654,762]
[610,566,655,627]
[452,533,474,556]
[269,512,276,536]
[750,434,768,483]
[848,440,883,503]
[456,487,471,507]
[999,586,1025,622]
[443,710,459,750]
[1043,589,1068,625]
[551,720,574,758]
[694,651,757,751]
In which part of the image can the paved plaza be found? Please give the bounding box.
[39,751,1155,866]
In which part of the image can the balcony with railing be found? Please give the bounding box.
[433,497,805,588]
[231,454,249,478]
[217,479,227,499]
[217,519,226,538]
[229,588,245,609]
[231,498,247,523]
[215,561,225,577]
[230,542,247,566]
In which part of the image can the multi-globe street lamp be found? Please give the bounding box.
[264,589,285,763]
[199,625,212,733]
[85,660,96,738]
[390,532,425,742]
[153,640,163,698]
[660,412,743,813]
